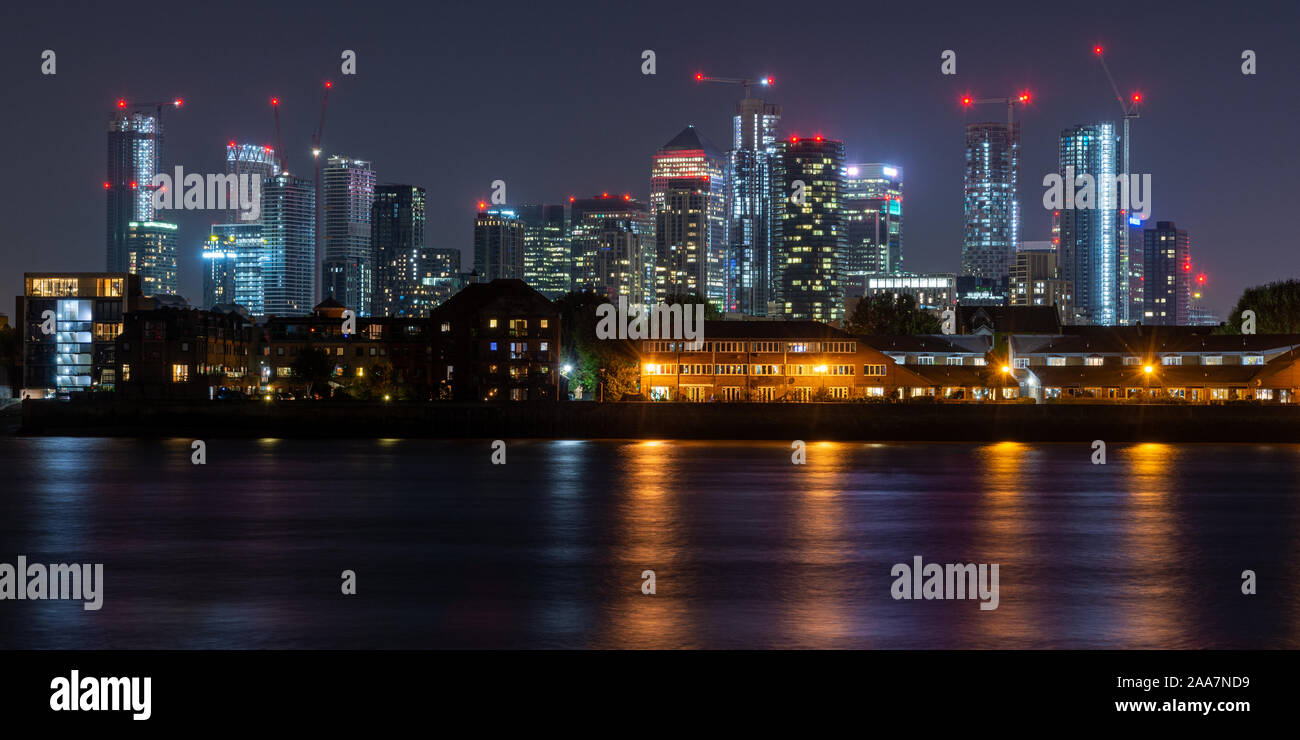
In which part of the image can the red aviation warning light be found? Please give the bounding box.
[623,194,631,201]
[961,95,972,107]
[568,196,575,203]
[814,135,823,142]
[102,182,111,189]
[271,97,279,106]
[325,81,333,89]
[1094,45,1104,55]
[130,181,138,189]
[1197,273,1207,284]
[477,201,487,210]
[228,140,236,148]
[1018,91,1031,104]
[1131,92,1142,104]
[117,99,127,109]
[695,72,703,81]
[173,98,183,107]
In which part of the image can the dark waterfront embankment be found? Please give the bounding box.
[18,399,1300,441]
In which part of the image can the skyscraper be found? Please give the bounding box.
[842,164,903,278]
[1142,220,1191,325]
[107,108,162,273]
[415,247,463,312]
[202,231,237,309]
[474,206,526,282]
[654,178,709,302]
[320,155,376,314]
[261,173,316,316]
[1058,123,1119,325]
[519,204,570,298]
[727,96,781,316]
[773,136,846,322]
[224,142,280,223]
[372,184,428,317]
[204,223,264,315]
[570,195,653,303]
[962,122,1020,290]
[125,221,179,297]
[651,126,726,309]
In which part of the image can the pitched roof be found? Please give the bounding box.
[430,279,556,315]
[958,305,1061,333]
[661,125,723,158]
[860,335,991,354]
[1025,364,1260,388]
[694,320,854,340]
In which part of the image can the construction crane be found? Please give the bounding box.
[1092,45,1142,191]
[694,72,774,99]
[960,91,1031,125]
[270,96,288,173]
[312,81,332,304]
[114,97,184,196]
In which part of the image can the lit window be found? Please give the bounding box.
[121,363,131,381]
[488,319,498,328]
[172,364,189,382]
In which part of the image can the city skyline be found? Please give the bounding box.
[3,0,1296,322]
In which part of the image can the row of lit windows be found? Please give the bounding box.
[642,340,856,353]
[643,363,883,376]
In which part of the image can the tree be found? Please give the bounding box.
[845,294,942,335]
[663,292,723,320]
[0,325,19,393]
[291,345,332,398]
[552,290,639,400]
[346,361,400,401]
[1219,280,1300,334]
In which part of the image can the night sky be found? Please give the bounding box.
[3,0,1296,318]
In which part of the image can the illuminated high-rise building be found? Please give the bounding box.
[727,96,781,316]
[962,122,1020,290]
[1058,122,1119,325]
[223,142,280,223]
[125,221,179,297]
[474,206,526,282]
[372,184,427,317]
[415,248,463,312]
[202,231,237,309]
[1142,220,1191,326]
[204,223,264,315]
[519,204,570,298]
[570,195,653,303]
[320,155,376,314]
[654,178,709,302]
[651,126,726,309]
[773,136,846,322]
[842,164,903,277]
[107,108,163,274]
[261,173,316,316]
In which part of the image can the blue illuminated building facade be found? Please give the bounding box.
[1058,122,1119,325]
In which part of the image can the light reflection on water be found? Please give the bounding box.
[0,438,1296,649]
